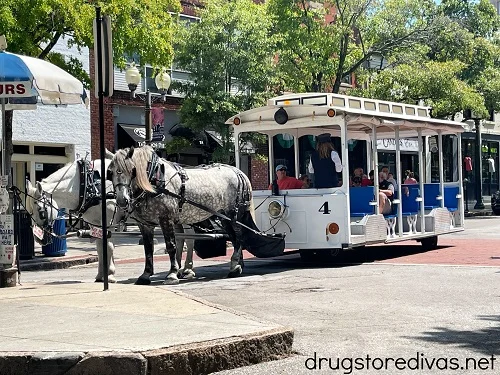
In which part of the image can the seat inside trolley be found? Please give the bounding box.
[227,93,465,250]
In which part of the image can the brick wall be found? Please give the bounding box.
[250,157,270,190]
[89,50,182,159]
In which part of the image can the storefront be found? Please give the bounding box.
[462,133,500,200]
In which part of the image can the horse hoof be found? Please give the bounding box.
[135,277,151,285]
[163,278,179,285]
[108,275,117,283]
[183,270,196,280]
[95,278,103,283]
[227,266,242,278]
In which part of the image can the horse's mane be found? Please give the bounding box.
[114,147,155,193]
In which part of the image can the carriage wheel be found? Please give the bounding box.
[420,236,438,250]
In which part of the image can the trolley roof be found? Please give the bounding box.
[226,93,465,140]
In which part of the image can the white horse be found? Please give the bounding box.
[25,153,122,282]
[24,152,197,282]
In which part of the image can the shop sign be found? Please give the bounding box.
[0,175,8,214]
[376,138,419,152]
[0,214,15,266]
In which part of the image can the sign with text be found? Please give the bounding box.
[0,214,15,265]
[0,175,9,214]
[377,138,419,152]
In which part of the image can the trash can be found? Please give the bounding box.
[15,209,35,260]
[42,209,67,256]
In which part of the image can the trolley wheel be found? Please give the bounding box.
[318,248,341,262]
[299,249,316,262]
[420,236,438,250]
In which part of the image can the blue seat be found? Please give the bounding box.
[401,185,420,215]
[350,186,375,217]
[424,183,441,210]
[444,186,459,212]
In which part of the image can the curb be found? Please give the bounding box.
[18,255,99,272]
[0,327,294,375]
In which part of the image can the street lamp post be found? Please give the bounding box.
[125,63,171,144]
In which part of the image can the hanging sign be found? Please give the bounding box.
[0,175,9,214]
[0,214,15,266]
[377,138,419,152]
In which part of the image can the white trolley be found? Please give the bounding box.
[226,93,465,259]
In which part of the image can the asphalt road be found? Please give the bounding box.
[22,216,500,375]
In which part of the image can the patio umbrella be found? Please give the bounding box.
[0,49,88,174]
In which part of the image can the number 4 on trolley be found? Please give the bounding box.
[318,201,331,214]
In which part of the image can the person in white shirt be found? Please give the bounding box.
[308,133,343,188]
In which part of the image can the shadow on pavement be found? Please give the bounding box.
[408,315,500,356]
[116,243,453,285]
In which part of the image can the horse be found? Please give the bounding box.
[107,145,255,285]
[24,152,124,283]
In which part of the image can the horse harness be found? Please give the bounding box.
[71,160,100,215]
[136,152,255,232]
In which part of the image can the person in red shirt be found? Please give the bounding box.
[269,165,304,190]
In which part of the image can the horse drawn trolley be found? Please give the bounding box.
[227,93,465,259]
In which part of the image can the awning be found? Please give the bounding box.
[169,124,222,152]
[118,124,165,149]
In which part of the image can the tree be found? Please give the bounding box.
[0,0,180,180]
[174,0,276,163]
[267,0,439,93]
[353,0,500,119]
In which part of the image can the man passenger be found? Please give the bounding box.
[269,165,304,190]
[378,171,394,214]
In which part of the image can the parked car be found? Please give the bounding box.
[491,190,500,215]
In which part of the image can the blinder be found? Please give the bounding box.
[106,169,113,181]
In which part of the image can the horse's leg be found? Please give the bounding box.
[160,220,180,285]
[222,222,243,278]
[174,223,184,276]
[182,234,196,279]
[174,225,196,279]
[136,224,155,285]
[94,238,116,283]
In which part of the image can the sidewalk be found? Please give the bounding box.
[464,195,494,217]
[2,234,293,375]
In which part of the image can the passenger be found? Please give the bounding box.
[352,175,362,187]
[299,174,311,188]
[381,166,398,191]
[362,170,374,186]
[269,165,304,190]
[350,167,363,186]
[378,171,394,214]
[308,133,343,188]
[404,170,417,184]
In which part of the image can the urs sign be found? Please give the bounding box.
[0,81,31,98]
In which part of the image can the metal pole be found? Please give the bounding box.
[96,6,109,290]
[474,119,485,209]
[145,90,151,144]
[1,98,5,176]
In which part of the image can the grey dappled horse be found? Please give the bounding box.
[108,145,254,285]
[25,154,124,282]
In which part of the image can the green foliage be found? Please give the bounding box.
[174,0,276,163]
[0,0,181,83]
[351,60,487,118]
[268,0,438,93]
[354,0,500,119]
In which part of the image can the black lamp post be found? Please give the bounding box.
[125,63,171,144]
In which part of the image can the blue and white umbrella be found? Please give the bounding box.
[0,50,87,110]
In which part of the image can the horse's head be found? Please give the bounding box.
[108,146,158,210]
[26,181,60,245]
